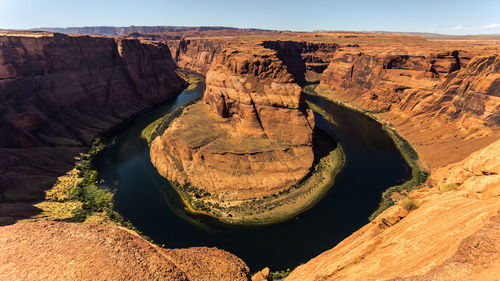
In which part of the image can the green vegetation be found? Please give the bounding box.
[401,198,419,211]
[66,138,112,222]
[176,67,203,90]
[141,74,202,143]
[269,268,291,280]
[41,138,153,241]
[443,183,460,192]
[368,125,429,220]
[142,96,201,143]
[141,117,164,142]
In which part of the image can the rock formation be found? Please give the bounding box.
[319,50,465,112]
[318,45,500,168]
[165,38,339,81]
[286,139,500,281]
[32,26,279,37]
[0,221,250,280]
[167,38,227,74]
[0,32,185,205]
[150,44,315,200]
[261,40,338,83]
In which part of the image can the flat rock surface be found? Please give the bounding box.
[0,221,250,281]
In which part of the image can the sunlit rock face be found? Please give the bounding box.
[151,44,315,200]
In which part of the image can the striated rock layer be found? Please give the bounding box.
[286,140,500,281]
[151,44,315,200]
[166,38,339,81]
[318,47,500,168]
[0,32,185,204]
[0,221,250,281]
[167,38,227,74]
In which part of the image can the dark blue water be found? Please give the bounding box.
[94,85,411,272]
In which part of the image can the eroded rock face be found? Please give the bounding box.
[318,47,500,169]
[151,44,315,200]
[320,51,463,111]
[166,38,339,81]
[167,39,226,74]
[319,50,499,135]
[0,33,185,202]
[0,221,250,281]
[262,40,339,83]
[286,140,500,281]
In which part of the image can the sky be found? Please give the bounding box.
[1,0,499,35]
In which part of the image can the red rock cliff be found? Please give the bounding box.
[0,32,185,203]
[320,49,499,132]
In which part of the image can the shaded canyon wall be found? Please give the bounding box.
[0,33,185,205]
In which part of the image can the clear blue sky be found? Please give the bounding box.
[1,0,499,35]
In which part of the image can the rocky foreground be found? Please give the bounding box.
[0,221,250,281]
[286,139,500,281]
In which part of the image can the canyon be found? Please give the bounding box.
[0,27,499,280]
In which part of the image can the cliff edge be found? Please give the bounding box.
[286,139,500,281]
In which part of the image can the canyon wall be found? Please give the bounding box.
[0,32,185,204]
[261,40,338,83]
[167,39,227,74]
[150,44,315,200]
[166,39,339,80]
[319,49,500,134]
[32,26,277,37]
[319,50,464,111]
[318,47,500,168]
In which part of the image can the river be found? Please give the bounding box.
[94,84,411,271]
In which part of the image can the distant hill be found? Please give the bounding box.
[30,25,275,36]
[28,26,500,40]
[371,31,500,40]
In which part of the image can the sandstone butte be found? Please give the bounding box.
[1,27,500,280]
[150,43,316,201]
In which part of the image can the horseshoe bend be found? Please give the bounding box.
[148,43,346,224]
[1,5,500,281]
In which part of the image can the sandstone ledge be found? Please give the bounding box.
[286,140,500,281]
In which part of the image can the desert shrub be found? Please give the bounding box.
[443,183,459,192]
[269,268,291,280]
[401,198,419,211]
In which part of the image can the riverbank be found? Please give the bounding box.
[304,84,429,219]
[145,99,345,225]
[17,138,152,239]
[164,133,343,225]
